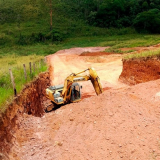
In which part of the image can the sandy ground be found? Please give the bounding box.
[9,47,160,160]
[46,47,126,97]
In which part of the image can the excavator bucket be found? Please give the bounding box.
[89,68,103,95]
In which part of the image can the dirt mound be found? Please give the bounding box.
[119,57,160,85]
[54,47,109,55]
[9,79,160,160]
[2,46,160,160]
[0,72,50,159]
[80,51,112,56]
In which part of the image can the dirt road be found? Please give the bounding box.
[9,47,160,160]
[47,47,126,97]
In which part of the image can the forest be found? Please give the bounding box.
[0,0,160,46]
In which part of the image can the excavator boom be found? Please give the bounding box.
[88,68,103,95]
[62,67,103,97]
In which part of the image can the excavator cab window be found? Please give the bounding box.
[71,83,81,102]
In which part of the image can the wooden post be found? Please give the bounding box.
[23,64,27,80]
[33,63,35,73]
[29,62,32,77]
[9,69,17,96]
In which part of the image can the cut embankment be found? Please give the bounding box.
[0,72,50,160]
[119,57,160,85]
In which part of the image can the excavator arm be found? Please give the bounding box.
[88,68,103,95]
[62,67,103,98]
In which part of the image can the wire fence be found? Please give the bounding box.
[0,59,47,111]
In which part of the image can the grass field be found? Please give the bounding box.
[0,55,47,112]
[1,32,160,56]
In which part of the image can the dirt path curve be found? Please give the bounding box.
[46,47,127,97]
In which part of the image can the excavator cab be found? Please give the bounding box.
[70,83,81,102]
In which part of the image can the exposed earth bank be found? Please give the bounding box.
[0,72,50,159]
[1,46,160,160]
[119,57,160,85]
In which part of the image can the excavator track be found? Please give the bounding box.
[46,103,54,112]
[44,100,55,112]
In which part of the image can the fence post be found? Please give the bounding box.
[29,62,32,77]
[33,63,35,73]
[23,64,27,80]
[9,69,17,97]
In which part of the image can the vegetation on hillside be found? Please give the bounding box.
[124,48,160,60]
[1,0,160,48]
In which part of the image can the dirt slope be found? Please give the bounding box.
[5,47,160,160]
[11,79,160,160]
[120,57,160,85]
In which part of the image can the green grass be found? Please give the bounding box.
[124,48,160,60]
[104,34,160,53]
[0,55,47,112]
[1,32,160,56]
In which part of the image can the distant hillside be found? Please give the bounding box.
[0,0,160,46]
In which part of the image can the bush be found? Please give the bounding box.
[133,9,160,33]
[17,34,27,45]
[0,33,12,45]
[45,29,65,42]
[16,29,66,45]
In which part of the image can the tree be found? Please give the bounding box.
[133,9,160,33]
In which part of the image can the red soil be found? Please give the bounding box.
[0,72,50,159]
[119,57,160,85]
[1,46,160,160]
[80,51,112,56]
[10,79,160,160]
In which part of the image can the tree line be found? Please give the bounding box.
[65,0,160,33]
[84,0,160,33]
[0,0,160,34]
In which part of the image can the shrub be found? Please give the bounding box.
[45,29,65,42]
[0,33,12,45]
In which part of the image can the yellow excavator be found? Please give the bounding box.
[45,67,103,111]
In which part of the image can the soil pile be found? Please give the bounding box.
[80,51,111,56]
[9,79,160,160]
